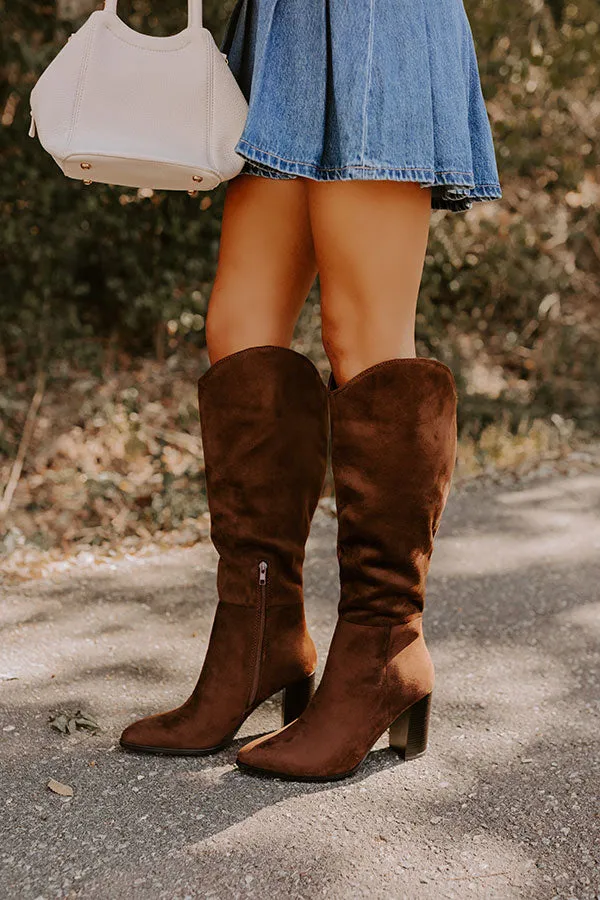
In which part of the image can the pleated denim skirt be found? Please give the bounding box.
[220,0,502,212]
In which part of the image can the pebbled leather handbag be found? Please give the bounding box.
[28,0,249,192]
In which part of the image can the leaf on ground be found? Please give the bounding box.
[47,778,73,797]
[72,713,101,732]
[49,714,69,733]
[49,710,101,735]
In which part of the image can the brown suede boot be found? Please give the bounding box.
[120,346,329,754]
[237,357,457,780]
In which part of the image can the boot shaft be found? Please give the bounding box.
[329,357,457,623]
[198,345,329,608]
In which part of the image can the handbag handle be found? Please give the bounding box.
[103,0,203,28]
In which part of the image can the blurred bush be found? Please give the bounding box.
[1,0,599,432]
[416,0,600,433]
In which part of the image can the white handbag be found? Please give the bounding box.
[28,0,249,192]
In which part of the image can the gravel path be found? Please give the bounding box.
[1,473,599,900]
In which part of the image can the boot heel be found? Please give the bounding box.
[389,693,432,760]
[281,672,315,726]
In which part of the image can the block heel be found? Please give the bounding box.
[388,692,432,760]
[281,672,315,726]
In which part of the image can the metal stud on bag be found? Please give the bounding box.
[189,174,203,195]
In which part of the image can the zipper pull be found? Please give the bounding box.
[28,113,36,138]
[258,560,268,584]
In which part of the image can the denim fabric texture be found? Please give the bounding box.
[220,0,502,212]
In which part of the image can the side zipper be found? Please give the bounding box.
[248,559,268,710]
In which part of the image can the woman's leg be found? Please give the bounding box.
[306,180,432,384]
[236,181,459,781]
[206,174,318,363]
[120,175,330,756]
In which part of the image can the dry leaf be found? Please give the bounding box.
[49,710,101,734]
[47,779,73,797]
[49,714,69,733]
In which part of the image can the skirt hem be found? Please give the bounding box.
[236,140,502,213]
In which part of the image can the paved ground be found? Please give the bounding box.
[1,473,599,900]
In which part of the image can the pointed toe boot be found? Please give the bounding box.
[237,357,457,780]
[120,345,329,755]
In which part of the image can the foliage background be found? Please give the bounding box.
[1,0,599,558]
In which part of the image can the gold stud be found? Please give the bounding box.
[192,175,203,183]
[188,190,198,198]
[80,162,92,170]
[83,179,93,185]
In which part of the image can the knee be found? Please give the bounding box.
[205,284,254,362]
[205,287,258,363]
[204,286,233,359]
[320,292,416,385]
[320,300,358,383]
[205,283,291,364]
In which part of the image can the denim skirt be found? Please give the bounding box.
[220,0,502,212]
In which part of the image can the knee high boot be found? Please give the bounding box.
[120,346,329,754]
[237,358,457,779]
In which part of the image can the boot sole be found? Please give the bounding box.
[119,738,231,756]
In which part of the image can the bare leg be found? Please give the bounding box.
[206,175,317,364]
[306,180,432,384]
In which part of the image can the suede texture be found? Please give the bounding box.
[330,357,458,625]
[237,357,457,778]
[198,345,330,609]
[121,346,327,754]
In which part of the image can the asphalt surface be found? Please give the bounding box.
[1,473,599,900]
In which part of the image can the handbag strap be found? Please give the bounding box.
[103,0,203,28]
